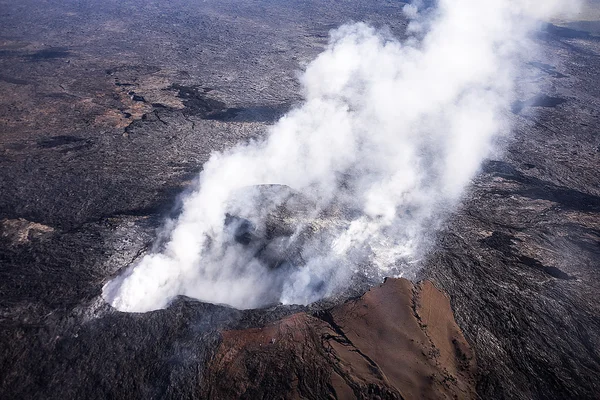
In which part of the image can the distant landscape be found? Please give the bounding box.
[1,1,599,399]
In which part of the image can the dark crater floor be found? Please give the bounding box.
[1,1,599,399]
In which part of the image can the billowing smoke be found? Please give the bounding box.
[103,0,577,312]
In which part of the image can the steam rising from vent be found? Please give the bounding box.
[103,0,578,312]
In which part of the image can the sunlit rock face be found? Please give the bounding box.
[202,278,478,400]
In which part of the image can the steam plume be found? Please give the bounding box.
[103,0,577,312]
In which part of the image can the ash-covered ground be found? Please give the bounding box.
[0,0,599,399]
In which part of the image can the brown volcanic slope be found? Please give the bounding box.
[204,279,476,400]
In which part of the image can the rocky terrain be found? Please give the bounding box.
[0,0,599,399]
[203,279,476,399]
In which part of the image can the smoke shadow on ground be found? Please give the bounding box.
[170,84,292,122]
[542,23,600,40]
[511,94,567,114]
[204,103,292,123]
[528,62,568,78]
[535,23,600,57]
[479,231,575,280]
[25,47,72,61]
[482,160,600,213]
[0,74,29,85]
[563,20,600,36]
[37,135,89,149]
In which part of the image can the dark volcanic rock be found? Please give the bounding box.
[224,184,328,270]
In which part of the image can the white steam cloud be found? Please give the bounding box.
[103,0,577,312]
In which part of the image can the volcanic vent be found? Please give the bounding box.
[103,183,394,311]
[103,1,577,313]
